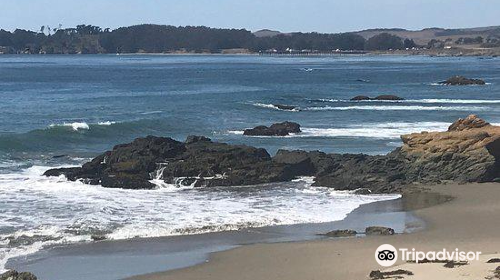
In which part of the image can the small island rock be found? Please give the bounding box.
[243,121,301,136]
[439,76,486,85]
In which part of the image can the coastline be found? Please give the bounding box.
[1,48,499,57]
[129,182,500,280]
[7,191,430,280]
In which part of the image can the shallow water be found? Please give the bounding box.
[0,54,499,272]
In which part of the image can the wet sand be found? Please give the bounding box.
[8,193,424,280]
[130,183,500,280]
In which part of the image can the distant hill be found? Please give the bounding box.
[353,26,500,45]
[253,29,282,38]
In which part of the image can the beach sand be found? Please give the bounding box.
[130,183,500,280]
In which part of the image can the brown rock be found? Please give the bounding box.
[365,226,395,235]
[448,114,490,131]
[323,229,357,237]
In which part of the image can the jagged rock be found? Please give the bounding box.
[351,95,371,101]
[273,104,298,111]
[448,114,490,131]
[399,115,500,184]
[273,150,315,176]
[243,122,301,136]
[45,135,296,189]
[439,75,486,85]
[373,95,404,101]
[323,229,357,237]
[0,270,37,280]
[44,115,500,193]
[365,226,395,235]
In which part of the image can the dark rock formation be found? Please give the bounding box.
[45,136,296,189]
[351,95,404,101]
[365,226,395,235]
[44,115,500,194]
[243,122,301,136]
[273,104,298,111]
[350,95,371,101]
[439,75,486,85]
[370,270,413,280]
[0,271,37,280]
[373,95,404,101]
[323,229,357,237]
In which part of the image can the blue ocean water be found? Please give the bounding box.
[1,54,499,163]
[0,54,499,275]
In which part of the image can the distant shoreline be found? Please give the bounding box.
[1,49,499,57]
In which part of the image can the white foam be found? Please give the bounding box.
[410,99,500,104]
[49,122,90,131]
[48,121,116,131]
[231,122,450,139]
[305,105,488,111]
[315,98,500,104]
[252,103,299,111]
[0,166,399,271]
[97,121,116,126]
[299,122,449,138]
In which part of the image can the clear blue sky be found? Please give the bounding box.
[1,0,500,33]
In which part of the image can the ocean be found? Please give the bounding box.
[0,54,499,273]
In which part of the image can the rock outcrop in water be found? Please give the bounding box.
[45,135,299,189]
[272,104,299,111]
[0,270,37,280]
[439,76,486,85]
[45,115,500,193]
[243,121,301,136]
[350,95,404,101]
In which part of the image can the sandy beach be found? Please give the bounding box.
[130,183,500,280]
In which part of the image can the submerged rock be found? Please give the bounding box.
[0,270,37,280]
[243,121,301,136]
[439,75,486,85]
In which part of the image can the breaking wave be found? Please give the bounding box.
[312,98,500,104]
[305,105,488,111]
[231,122,450,139]
[251,103,300,111]
[0,166,399,272]
[47,121,116,131]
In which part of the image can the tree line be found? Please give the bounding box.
[0,24,415,54]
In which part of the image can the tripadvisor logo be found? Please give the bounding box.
[375,244,481,267]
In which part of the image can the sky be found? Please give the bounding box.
[1,0,500,33]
